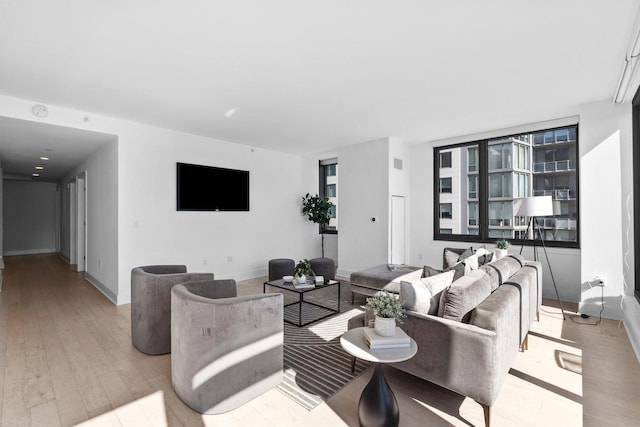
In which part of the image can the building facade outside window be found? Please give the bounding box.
[434,125,579,247]
[319,159,338,233]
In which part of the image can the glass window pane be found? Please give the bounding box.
[439,177,452,193]
[439,203,452,219]
[320,161,338,231]
[440,151,452,168]
[468,176,477,199]
[468,147,478,172]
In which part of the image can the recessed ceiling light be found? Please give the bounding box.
[32,173,40,177]
[35,166,44,170]
[40,156,49,161]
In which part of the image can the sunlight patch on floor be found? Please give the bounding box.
[75,391,168,427]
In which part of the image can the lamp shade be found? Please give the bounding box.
[513,196,553,217]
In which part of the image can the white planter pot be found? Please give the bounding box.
[295,274,306,284]
[495,249,508,260]
[374,315,397,337]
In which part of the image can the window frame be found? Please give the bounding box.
[632,88,640,304]
[319,159,338,235]
[433,125,580,249]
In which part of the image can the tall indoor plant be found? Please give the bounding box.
[301,193,333,257]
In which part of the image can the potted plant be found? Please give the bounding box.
[301,193,334,257]
[495,239,511,260]
[365,291,405,337]
[294,259,314,284]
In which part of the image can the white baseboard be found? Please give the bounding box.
[579,295,624,321]
[4,248,57,256]
[85,272,118,305]
[337,268,356,279]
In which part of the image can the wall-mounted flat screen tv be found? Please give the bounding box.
[177,162,250,211]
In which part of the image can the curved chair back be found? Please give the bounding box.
[310,257,336,280]
[131,265,214,355]
[171,280,283,414]
[268,258,294,281]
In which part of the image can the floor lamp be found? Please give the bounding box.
[513,196,566,320]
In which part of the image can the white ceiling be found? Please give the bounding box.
[0,1,639,180]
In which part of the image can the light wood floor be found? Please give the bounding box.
[1,254,639,427]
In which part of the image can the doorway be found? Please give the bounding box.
[69,172,87,272]
[76,172,87,272]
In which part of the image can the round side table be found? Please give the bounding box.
[340,327,418,427]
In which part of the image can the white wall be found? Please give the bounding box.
[576,98,640,360]
[3,180,57,255]
[578,100,631,320]
[63,141,118,302]
[389,139,410,264]
[338,138,389,276]
[0,161,3,257]
[117,127,317,305]
[0,93,319,305]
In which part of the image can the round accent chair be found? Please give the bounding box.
[309,257,336,280]
[171,279,284,414]
[268,258,294,281]
[130,265,214,355]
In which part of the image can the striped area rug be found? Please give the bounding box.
[277,304,371,410]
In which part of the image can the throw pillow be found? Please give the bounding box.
[442,247,473,270]
[463,253,480,272]
[423,262,465,281]
[400,270,455,315]
[438,269,493,322]
[474,248,494,265]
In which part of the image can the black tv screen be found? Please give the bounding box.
[177,162,249,211]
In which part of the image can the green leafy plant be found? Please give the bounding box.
[301,193,334,257]
[294,259,314,277]
[495,240,511,250]
[365,291,405,321]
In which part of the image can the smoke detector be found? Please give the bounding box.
[32,104,48,118]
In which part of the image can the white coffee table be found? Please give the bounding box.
[340,327,417,427]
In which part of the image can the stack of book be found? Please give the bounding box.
[362,327,411,349]
[293,282,315,290]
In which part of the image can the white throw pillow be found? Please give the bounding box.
[400,270,455,315]
[475,247,488,257]
[464,253,480,272]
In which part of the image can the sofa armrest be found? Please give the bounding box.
[393,284,520,407]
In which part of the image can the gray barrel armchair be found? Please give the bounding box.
[171,279,284,414]
[131,265,214,355]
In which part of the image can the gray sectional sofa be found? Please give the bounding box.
[348,250,542,427]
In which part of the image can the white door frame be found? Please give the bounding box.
[69,180,77,266]
[76,171,87,272]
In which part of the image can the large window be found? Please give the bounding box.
[319,159,338,233]
[434,125,579,247]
